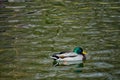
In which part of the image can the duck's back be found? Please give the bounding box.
[57,52,78,57]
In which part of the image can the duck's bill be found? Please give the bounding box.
[83,51,87,54]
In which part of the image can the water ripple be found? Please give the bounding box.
[90,49,114,54]
[79,72,105,77]
[93,62,114,68]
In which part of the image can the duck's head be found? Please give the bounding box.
[73,47,86,55]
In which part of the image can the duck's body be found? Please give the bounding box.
[51,47,86,62]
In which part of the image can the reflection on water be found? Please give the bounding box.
[52,60,84,73]
[0,0,120,80]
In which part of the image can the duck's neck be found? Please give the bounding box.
[74,51,78,54]
[82,54,86,61]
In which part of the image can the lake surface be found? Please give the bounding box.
[0,0,120,80]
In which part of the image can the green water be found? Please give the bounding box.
[0,0,120,80]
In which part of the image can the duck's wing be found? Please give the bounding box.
[51,52,77,59]
[58,55,83,61]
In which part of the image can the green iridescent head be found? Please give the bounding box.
[73,47,83,54]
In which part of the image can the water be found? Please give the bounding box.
[0,0,120,80]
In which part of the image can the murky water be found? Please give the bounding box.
[0,0,120,80]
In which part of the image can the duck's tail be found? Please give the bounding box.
[50,56,59,60]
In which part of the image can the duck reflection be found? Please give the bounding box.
[53,60,84,72]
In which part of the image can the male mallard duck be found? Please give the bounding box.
[51,47,87,62]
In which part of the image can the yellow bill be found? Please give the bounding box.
[83,51,87,54]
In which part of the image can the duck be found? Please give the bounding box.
[51,47,87,62]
